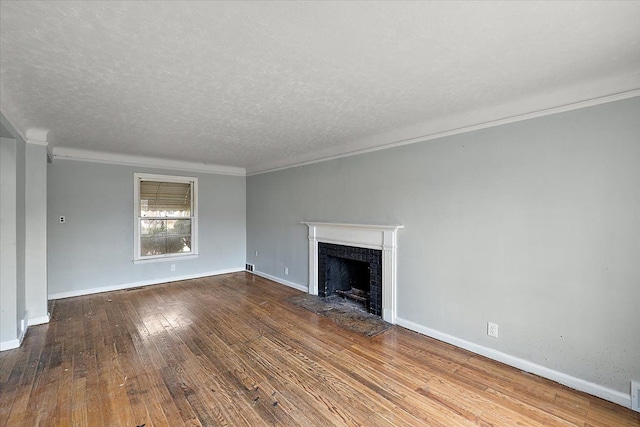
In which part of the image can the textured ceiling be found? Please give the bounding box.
[1,1,639,174]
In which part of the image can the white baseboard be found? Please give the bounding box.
[395,317,631,409]
[0,338,21,351]
[48,267,245,300]
[253,270,309,293]
[1,312,29,351]
[19,311,28,345]
[28,314,51,326]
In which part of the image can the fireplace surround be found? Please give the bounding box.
[302,222,403,324]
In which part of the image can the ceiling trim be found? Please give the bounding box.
[247,89,640,176]
[52,147,246,176]
[25,128,49,145]
[26,139,48,146]
[40,88,640,177]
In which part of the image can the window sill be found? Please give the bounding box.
[133,254,199,264]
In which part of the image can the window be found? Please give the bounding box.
[134,173,198,262]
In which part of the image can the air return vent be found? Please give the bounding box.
[245,263,255,272]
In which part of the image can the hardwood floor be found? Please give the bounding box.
[1,272,638,426]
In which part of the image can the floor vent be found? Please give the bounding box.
[245,263,255,272]
[632,380,640,412]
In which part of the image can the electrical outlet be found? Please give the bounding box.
[487,322,499,338]
[284,267,289,275]
[59,216,65,224]
[170,264,175,272]
[632,380,640,412]
[255,250,259,257]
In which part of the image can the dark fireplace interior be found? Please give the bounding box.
[318,242,382,316]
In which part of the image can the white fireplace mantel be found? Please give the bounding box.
[302,221,403,324]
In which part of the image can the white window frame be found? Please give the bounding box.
[133,173,198,263]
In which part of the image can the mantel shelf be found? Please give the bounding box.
[301,221,404,231]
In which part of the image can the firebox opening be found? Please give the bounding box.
[317,242,383,317]
[326,256,370,311]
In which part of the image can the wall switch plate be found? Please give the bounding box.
[284,267,289,275]
[59,216,65,223]
[632,380,640,412]
[170,264,175,272]
[487,322,499,338]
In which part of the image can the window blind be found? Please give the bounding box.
[139,181,191,216]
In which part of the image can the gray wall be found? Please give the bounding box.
[25,143,48,322]
[246,97,640,395]
[48,160,246,296]
[0,136,27,345]
[15,136,26,328]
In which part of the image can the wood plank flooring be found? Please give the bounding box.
[1,272,638,426]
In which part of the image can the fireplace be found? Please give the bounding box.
[318,243,383,316]
[303,222,403,324]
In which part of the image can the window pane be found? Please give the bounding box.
[140,180,191,217]
[181,236,192,253]
[167,236,191,254]
[140,219,165,236]
[166,219,191,236]
[141,236,167,256]
[140,219,191,256]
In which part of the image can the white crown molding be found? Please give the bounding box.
[10,87,639,178]
[26,139,49,146]
[25,128,49,145]
[247,89,640,176]
[26,139,48,146]
[52,147,246,176]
